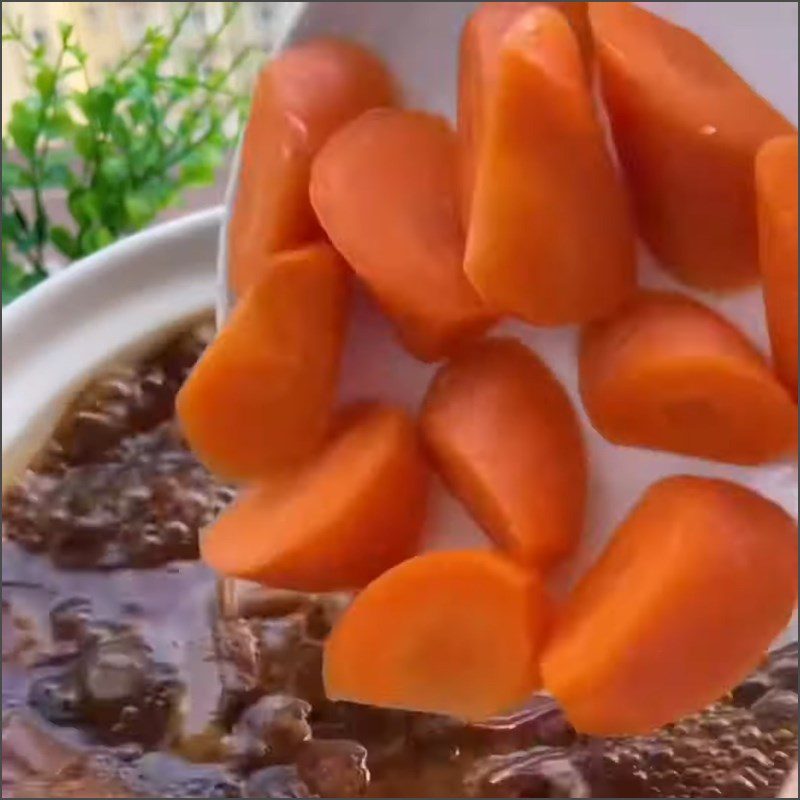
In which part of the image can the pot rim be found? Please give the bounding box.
[2,207,221,483]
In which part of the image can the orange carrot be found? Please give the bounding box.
[228,39,396,296]
[756,135,798,399]
[201,403,429,592]
[590,2,795,290]
[464,7,636,326]
[579,290,797,465]
[310,108,493,362]
[457,1,593,223]
[542,475,798,735]
[555,1,593,72]
[324,550,551,720]
[421,338,586,568]
[177,242,349,480]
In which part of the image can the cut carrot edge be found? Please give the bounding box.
[324,549,551,720]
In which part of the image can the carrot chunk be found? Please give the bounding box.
[579,290,797,465]
[202,403,429,592]
[228,39,396,296]
[421,338,586,568]
[590,2,795,290]
[457,1,592,222]
[464,7,636,326]
[756,135,798,399]
[177,242,349,480]
[310,108,493,362]
[324,550,551,720]
[542,476,798,735]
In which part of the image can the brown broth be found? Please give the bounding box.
[2,321,797,798]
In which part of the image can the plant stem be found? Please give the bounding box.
[157,17,253,153]
[28,40,68,269]
[2,14,34,54]
[3,190,45,275]
[163,96,240,171]
[163,45,253,156]
[193,2,240,67]
[2,14,36,89]
[161,3,196,57]
[77,59,101,185]
[113,2,195,75]
[6,190,30,233]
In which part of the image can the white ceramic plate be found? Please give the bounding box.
[218,2,799,644]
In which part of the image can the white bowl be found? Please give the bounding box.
[2,208,221,484]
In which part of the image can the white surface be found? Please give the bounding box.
[2,208,221,484]
[219,2,799,640]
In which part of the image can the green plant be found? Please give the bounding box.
[2,3,256,303]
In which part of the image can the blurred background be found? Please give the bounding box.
[2,2,302,123]
[2,2,301,302]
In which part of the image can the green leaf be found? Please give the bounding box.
[82,88,116,128]
[74,91,92,118]
[50,225,78,258]
[68,188,101,226]
[73,125,97,160]
[1,161,34,188]
[78,225,114,255]
[126,101,147,126]
[76,88,113,128]
[93,226,114,249]
[169,73,200,93]
[145,33,168,68]
[130,141,162,174]
[67,43,88,65]
[44,107,74,138]
[2,259,45,304]
[2,201,38,254]
[99,155,128,184]
[34,66,57,97]
[7,101,38,159]
[123,190,159,228]
[58,21,74,45]
[178,143,222,187]
[108,116,132,148]
[2,211,23,241]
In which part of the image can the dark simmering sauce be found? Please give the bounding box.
[2,320,797,798]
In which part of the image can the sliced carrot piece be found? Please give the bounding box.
[579,290,797,464]
[324,550,551,720]
[457,1,593,223]
[177,242,349,481]
[464,7,636,326]
[542,476,798,735]
[202,403,429,592]
[590,2,795,290]
[553,1,593,72]
[421,338,586,568]
[310,108,493,362]
[228,39,396,296]
[757,135,798,399]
